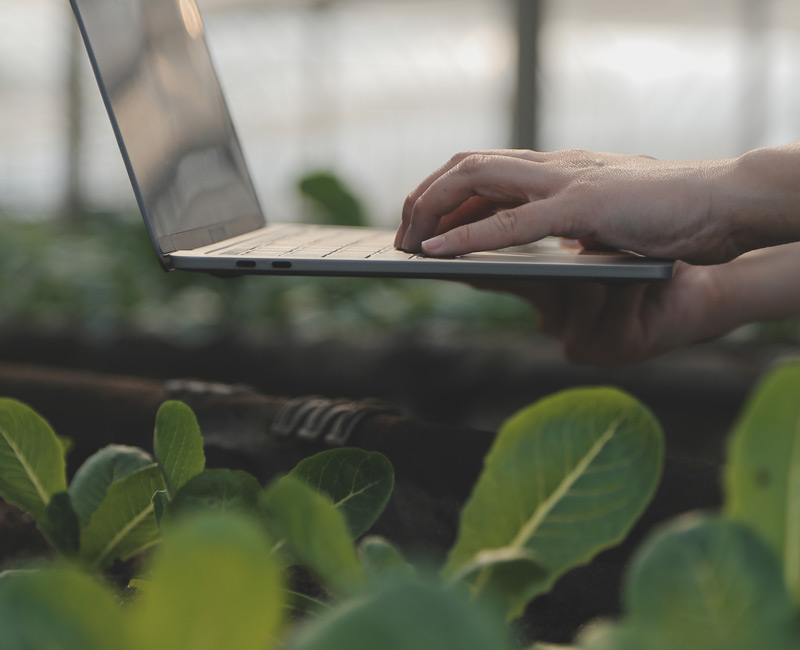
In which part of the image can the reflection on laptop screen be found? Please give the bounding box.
[71,0,264,252]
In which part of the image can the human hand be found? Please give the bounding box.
[396,149,742,265]
[470,262,727,366]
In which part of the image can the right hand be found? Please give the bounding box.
[396,149,743,265]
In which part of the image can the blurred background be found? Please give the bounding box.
[1,0,799,345]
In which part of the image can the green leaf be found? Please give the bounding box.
[298,171,368,227]
[616,515,800,649]
[153,400,205,498]
[131,513,283,650]
[0,398,67,520]
[358,536,416,584]
[128,578,150,593]
[445,388,663,619]
[165,469,262,522]
[0,565,134,650]
[261,475,366,597]
[724,361,800,605]
[284,588,333,616]
[57,435,74,460]
[287,581,513,650]
[289,448,394,538]
[446,546,547,610]
[79,464,164,568]
[152,490,168,526]
[577,622,641,650]
[68,444,154,528]
[40,492,80,555]
[0,570,36,583]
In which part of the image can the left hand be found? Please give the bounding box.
[469,261,726,366]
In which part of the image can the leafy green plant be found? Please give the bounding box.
[131,514,284,650]
[0,385,667,649]
[0,564,135,650]
[0,397,161,566]
[724,362,800,606]
[288,448,394,538]
[0,397,68,522]
[444,388,663,619]
[3,361,800,649]
[0,398,394,581]
[575,516,800,650]
[298,171,368,228]
[0,216,536,341]
[12,364,800,649]
[568,360,800,650]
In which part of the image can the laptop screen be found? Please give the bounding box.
[70,0,265,254]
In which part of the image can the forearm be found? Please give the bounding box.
[717,143,800,255]
[709,242,800,335]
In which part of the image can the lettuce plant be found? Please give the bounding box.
[0,399,394,577]
[0,398,161,565]
[566,360,800,650]
[4,363,796,650]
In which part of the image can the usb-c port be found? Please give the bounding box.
[272,261,292,269]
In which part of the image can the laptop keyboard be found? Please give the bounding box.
[213,225,421,260]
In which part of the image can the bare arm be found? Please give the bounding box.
[396,144,800,264]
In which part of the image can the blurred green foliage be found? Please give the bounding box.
[0,213,538,342]
[298,171,368,228]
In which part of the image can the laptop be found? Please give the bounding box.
[68,0,673,282]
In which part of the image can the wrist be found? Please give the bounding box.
[718,145,800,255]
[706,242,800,334]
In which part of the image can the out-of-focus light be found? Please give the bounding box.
[179,0,204,39]
[588,25,736,84]
[455,26,513,77]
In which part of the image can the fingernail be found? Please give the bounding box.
[421,235,445,254]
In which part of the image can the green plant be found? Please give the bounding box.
[0,399,395,578]
[0,384,667,648]
[8,362,800,649]
[298,171,368,228]
[0,216,536,341]
[444,388,662,620]
[566,360,800,650]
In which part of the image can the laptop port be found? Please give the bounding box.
[271,261,292,269]
[235,260,256,268]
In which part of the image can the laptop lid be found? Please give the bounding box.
[69,0,265,262]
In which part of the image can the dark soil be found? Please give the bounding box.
[0,499,50,568]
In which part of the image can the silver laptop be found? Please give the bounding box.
[68,0,673,282]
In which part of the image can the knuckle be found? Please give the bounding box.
[491,209,520,240]
[412,195,432,220]
[448,151,474,166]
[402,194,416,221]
[453,223,475,248]
[457,153,492,176]
[562,148,589,162]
